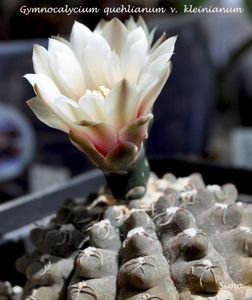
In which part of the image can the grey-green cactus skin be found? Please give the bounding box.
[11,173,252,299]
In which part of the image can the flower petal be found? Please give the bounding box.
[101,18,127,55]
[53,96,90,122]
[76,121,117,156]
[125,16,138,30]
[70,21,95,89]
[79,94,105,122]
[136,16,149,34]
[105,142,138,171]
[139,53,173,82]
[138,73,159,92]
[120,27,148,83]
[33,43,84,98]
[51,35,70,46]
[138,62,172,116]
[69,128,106,169]
[84,33,111,87]
[103,51,122,86]
[33,44,51,76]
[119,114,153,148]
[94,18,106,34]
[48,38,73,55]
[105,79,140,130]
[70,21,92,50]
[136,16,155,46]
[147,36,177,65]
[24,73,83,124]
[48,39,86,100]
[27,97,69,132]
[24,73,61,104]
[151,32,166,52]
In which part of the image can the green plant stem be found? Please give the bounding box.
[105,149,150,200]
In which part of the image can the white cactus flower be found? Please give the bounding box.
[25,17,176,172]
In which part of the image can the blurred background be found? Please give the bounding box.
[0,0,252,203]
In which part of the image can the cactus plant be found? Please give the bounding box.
[6,172,252,299]
[2,13,251,300]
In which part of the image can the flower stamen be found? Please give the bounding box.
[85,86,110,99]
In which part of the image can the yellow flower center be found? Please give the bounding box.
[85,85,110,99]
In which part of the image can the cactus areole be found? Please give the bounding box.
[24,17,176,200]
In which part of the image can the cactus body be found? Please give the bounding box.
[3,172,252,299]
